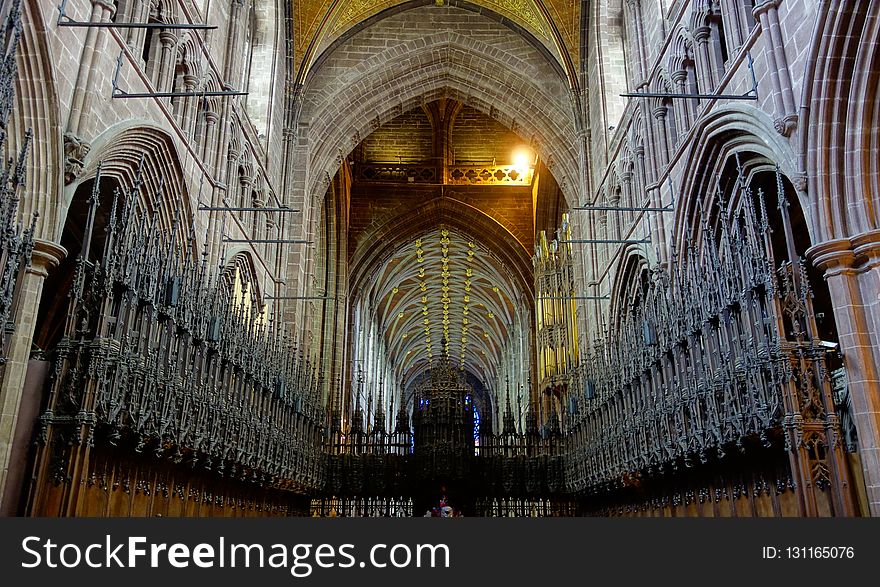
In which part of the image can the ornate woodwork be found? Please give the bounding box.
[563,165,860,516]
[356,163,438,184]
[27,162,325,516]
[322,358,570,516]
[2,0,867,517]
[0,0,36,365]
[448,164,533,186]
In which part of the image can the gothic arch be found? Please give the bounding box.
[608,247,649,329]
[301,0,575,91]
[349,196,535,307]
[802,0,880,241]
[671,105,803,250]
[221,249,264,308]
[242,0,279,137]
[347,199,534,406]
[4,0,63,241]
[300,6,579,206]
[70,121,195,238]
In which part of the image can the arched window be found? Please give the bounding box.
[708,1,730,69]
[670,32,699,140]
[240,3,256,99]
[610,251,650,332]
[598,1,629,127]
[722,0,757,53]
[240,1,277,140]
[221,253,264,318]
[141,1,163,81]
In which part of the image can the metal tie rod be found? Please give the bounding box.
[265,296,337,300]
[573,205,673,212]
[222,238,312,244]
[621,52,759,102]
[112,53,246,99]
[620,90,757,101]
[540,296,610,300]
[57,1,216,29]
[114,89,247,99]
[560,239,651,244]
[199,205,301,213]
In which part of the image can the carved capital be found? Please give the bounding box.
[29,239,67,278]
[692,26,712,43]
[63,132,90,185]
[806,238,855,273]
[91,0,117,17]
[752,0,780,19]
[182,74,199,90]
[773,114,798,137]
[670,69,689,84]
[851,229,880,263]
[158,31,178,47]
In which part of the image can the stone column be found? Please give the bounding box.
[810,234,880,515]
[652,103,670,168]
[608,184,623,242]
[0,239,66,509]
[597,213,608,271]
[693,26,715,91]
[156,31,178,95]
[115,0,142,49]
[633,145,647,197]
[201,108,220,163]
[238,173,253,210]
[224,0,247,83]
[670,69,690,143]
[181,74,200,136]
[64,0,115,184]
[252,191,266,247]
[620,169,635,230]
[754,0,797,135]
[646,101,671,266]
[625,0,648,84]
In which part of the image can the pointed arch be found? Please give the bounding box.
[299,5,580,207]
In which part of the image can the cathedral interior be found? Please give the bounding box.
[0,0,878,517]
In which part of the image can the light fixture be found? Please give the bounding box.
[512,147,533,172]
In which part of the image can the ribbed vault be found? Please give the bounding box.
[348,198,533,407]
[293,0,581,88]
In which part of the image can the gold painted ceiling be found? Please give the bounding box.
[294,0,581,82]
[359,227,524,388]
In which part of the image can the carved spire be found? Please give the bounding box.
[395,380,409,434]
[502,382,516,435]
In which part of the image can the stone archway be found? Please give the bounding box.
[801,0,880,516]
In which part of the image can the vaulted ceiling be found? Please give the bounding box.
[361,227,526,389]
[293,0,582,87]
[344,97,562,393]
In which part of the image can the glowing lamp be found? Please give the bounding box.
[512,148,533,173]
